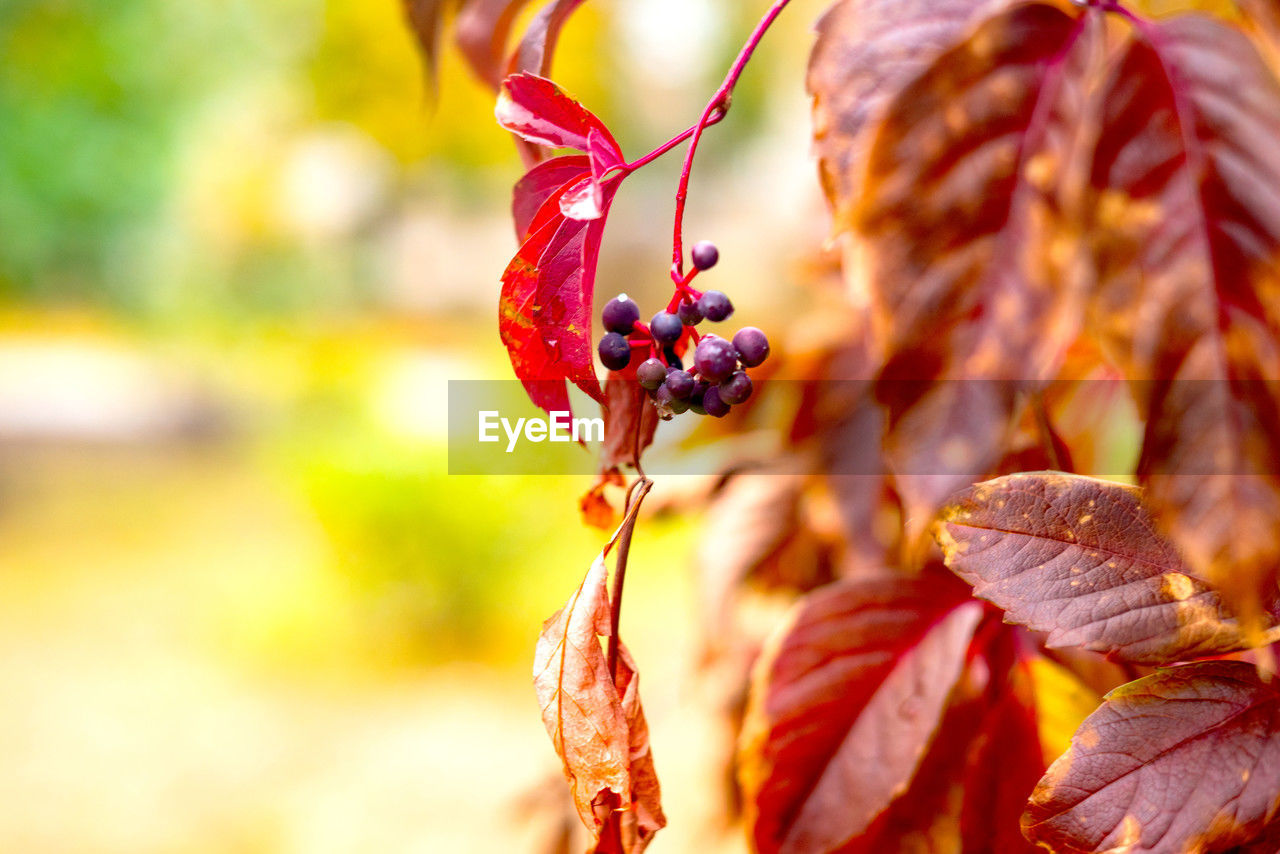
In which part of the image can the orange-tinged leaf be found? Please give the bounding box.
[936,472,1280,663]
[807,0,1022,233]
[1088,15,1280,616]
[533,553,665,852]
[855,4,1102,538]
[1024,661,1280,853]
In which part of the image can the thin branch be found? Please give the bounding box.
[607,476,652,681]
[670,0,795,279]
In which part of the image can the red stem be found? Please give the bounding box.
[622,117,723,174]
[670,0,794,281]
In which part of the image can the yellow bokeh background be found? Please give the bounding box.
[0,0,835,850]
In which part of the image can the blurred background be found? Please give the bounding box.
[0,0,833,850]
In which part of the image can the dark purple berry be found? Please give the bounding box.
[732,327,770,367]
[665,369,695,399]
[719,370,753,405]
[637,358,666,390]
[650,311,683,346]
[598,332,633,371]
[602,294,640,334]
[653,384,689,418]
[677,299,703,326]
[687,379,709,415]
[698,290,733,322]
[694,336,739,383]
[702,386,730,417]
[663,346,683,371]
[691,240,720,271]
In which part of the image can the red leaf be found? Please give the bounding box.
[533,553,666,852]
[454,0,532,88]
[959,645,1044,853]
[500,172,619,411]
[1088,15,1280,615]
[506,0,588,79]
[497,73,622,158]
[739,573,983,853]
[856,620,1044,853]
[1024,661,1280,853]
[936,472,1280,664]
[558,129,624,221]
[513,154,590,241]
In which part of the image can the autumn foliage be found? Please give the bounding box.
[409,0,1280,851]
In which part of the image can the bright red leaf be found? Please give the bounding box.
[500,176,612,412]
[513,153,590,240]
[498,76,629,413]
[497,73,622,159]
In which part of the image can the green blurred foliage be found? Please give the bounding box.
[0,0,180,305]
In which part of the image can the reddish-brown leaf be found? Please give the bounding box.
[807,0,1022,233]
[1024,661,1280,853]
[739,573,983,853]
[936,472,1280,664]
[533,553,665,852]
[454,0,532,88]
[796,337,899,573]
[598,377,658,474]
[1088,15,1280,615]
[506,0,588,79]
[401,0,459,81]
[854,4,1101,538]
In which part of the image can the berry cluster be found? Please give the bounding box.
[595,241,770,420]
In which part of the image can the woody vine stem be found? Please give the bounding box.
[605,0,793,682]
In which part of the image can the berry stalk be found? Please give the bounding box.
[670,0,795,280]
[606,476,653,681]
